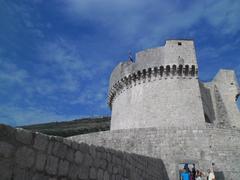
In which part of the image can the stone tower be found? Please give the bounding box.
[108,40,206,130]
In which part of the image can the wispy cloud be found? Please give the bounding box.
[61,0,240,47]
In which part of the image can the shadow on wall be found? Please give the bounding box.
[0,124,170,180]
[215,171,225,180]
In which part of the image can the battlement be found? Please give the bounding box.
[109,40,198,108]
[108,64,198,107]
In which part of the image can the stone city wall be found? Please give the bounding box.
[0,124,169,180]
[69,126,240,180]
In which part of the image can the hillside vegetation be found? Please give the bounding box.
[20,116,110,137]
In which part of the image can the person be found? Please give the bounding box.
[195,170,202,180]
[207,169,216,180]
[184,163,190,173]
[181,169,190,180]
[192,164,196,180]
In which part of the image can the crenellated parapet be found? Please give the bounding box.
[108,64,198,108]
[109,40,206,130]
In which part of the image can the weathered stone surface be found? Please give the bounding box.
[13,167,33,180]
[35,152,47,171]
[0,141,15,158]
[68,164,79,179]
[34,133,49,151]
[83,154,93,167]
[79,142,89,153]
[47,141,54,154]
[78,166,89,179]
[103,171,109,180]
[45,155,59,175]
[49,178,57,180]
[52,142,67,158]
[75,150,83,164]
[32,173,48,180]
[89,167,97,179]
[89,144,96,158]
[15,146,35,168]
[65,148,74,161]
[0,159,14,180]
[58,159,69,176]
[97,169,104,180]
[15,128,33,145]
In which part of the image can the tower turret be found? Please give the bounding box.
[108,40,206,130]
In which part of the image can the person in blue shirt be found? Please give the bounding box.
[181,169,190,180]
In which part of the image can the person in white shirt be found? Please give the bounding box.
[207,169,215,180]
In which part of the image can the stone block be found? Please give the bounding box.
[68,164,79,179]
[45,155,59,175]
[89,144,96,158]
[79,143,89,153]
[63,138,72,146]
[52,142,67,158]
[97,169,104,180]
[32,173,48,180]
[58,159,69,176]
[0,159,14,180]
[83,154,93,167]
[65,148,74,161]
[34,133,49,151]
[0,141,15,158]
[35,152,47,171]
[15,128,33,145]
[49,178,57,180]
[103,171,109,180]
[13,167,33,180]
[100,159,107,169]
[89,167,97,179]
[78,166,89,179]
[15,146,35,168]
[75,150,83,164]
[47,141,54,154]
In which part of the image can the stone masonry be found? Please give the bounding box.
[70,40,240,180]
[0,124,169,180]
[108,40,240,130]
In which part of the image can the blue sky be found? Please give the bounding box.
[0,0,239,126]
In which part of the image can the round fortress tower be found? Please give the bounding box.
[108,40,206,130]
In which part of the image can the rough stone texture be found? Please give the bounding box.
[15,128,33,145]
[0,124,166,180]
[109,40,206,130]
[15,146,35,168]
[33,133,49,151]
[70,126,240,180]
[58,159,69,176]
[0,141,15,158]
[35,152,47,171]
[45,155,59,175]
[109,40,240,130]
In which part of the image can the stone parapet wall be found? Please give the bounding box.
[0,124,169,180]
[108,64,198,108]
[69,126,240,180]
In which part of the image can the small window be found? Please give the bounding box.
[178,42,182,46]
[230,82,234,85]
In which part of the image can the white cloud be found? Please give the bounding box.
[61,0,240,47]
[0,59,29,87]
